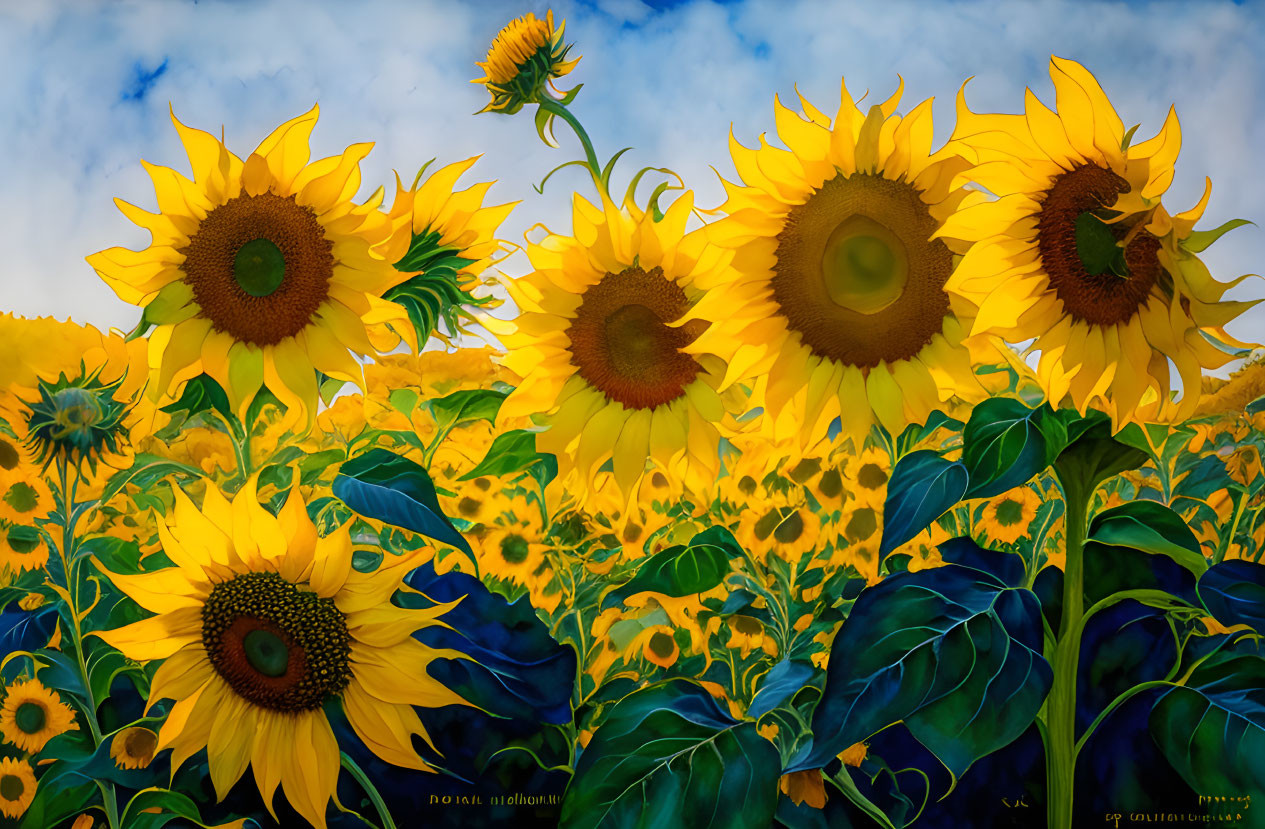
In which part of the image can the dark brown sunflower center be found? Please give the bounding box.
[202,571,351,712]
[457,496,482,518]
[857,463,888,490]
[648,631,676,658]
[0,439,20,470]
[566,266,708,409]
[500,534,530,565]
[732,615,763,636]
[0,774,22,802]
[773,510,805,544]
[13,703,44,735]
[180,192,333,347]
[1038,164,1160,326]
[622,522,644,544]
[996,498,1025,526]
[124,728,157,759]
[773,173,952,368]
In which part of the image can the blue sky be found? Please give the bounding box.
[1,0,1261,372]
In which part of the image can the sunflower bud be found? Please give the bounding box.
[22,370,129,474]
[472,10,580,115]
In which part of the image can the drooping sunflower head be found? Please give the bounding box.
[109,726,159,770]
[709,77,992,450]
[19,370,130,475]
[93,477,472,828]
[376,159,516,351]
[492,191,750,500]
[87,106,414,433]
[0,677,79,754]
[943,56,1261,424]
[473,10,580,114]
[0,757,35,819]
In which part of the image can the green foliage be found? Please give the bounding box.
[1088,501,1208,577]
[602,526,741,609]
[880,450,968,558]
[385,227,495,350]
[561,680,780,829]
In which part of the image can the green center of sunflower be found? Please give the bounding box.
[3,483,39,515]
[500,534,530,565]
[857,463,888,490]
[243,629,289,677]
[821,217,909,314]
[457,496,483,519]
[202,571,351,712]
[0,774,22,802]
[648,631,676,658]
[995,498,1024,526]
[13,703,44,735]
[818,469,844,499]
[233,238,287,297]
[6,526,40,555]
[774,173,951,367]
[50,388,105,437]
[0,439,18,471]
[773,510,805,544]
[845,507,879,542]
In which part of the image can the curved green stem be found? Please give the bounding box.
[537,98,604,193]
[341,751,395,829]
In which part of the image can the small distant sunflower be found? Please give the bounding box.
[0,678,78,754]
[631,625,680,669]
[441,476,509,529]
[473,10,580,115]
[473,511,547,588]
[726,615,777,659]
[87,106,414,432]
[109,726,158,770]
[92,478,472,829]
[979,486,1042,545]
[943,56,1259,424]
[492,192,750,500]
[735,493,821,564]
[0,757,35,819]
[0,467,53,525]
[842,446,890,510]
[707,77,992,450]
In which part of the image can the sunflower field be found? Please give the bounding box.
[2,9,1264,829]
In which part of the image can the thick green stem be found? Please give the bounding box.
[537,98,604,191]
[1045,468,1091,829]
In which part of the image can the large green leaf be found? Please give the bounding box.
[1088,501,1208,577]
[99,453,205,504]
[459,429,553,482]
[961,398,1050,499]
[1198,560,1265,633]
[602,526,739,608]
[1150,654,1265,820]
[880,450,968,558]
[789,563,1051,782]
[561,679,780,829]
[332,448,471,555]
[160,373,233,427]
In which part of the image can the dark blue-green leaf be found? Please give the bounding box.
[880,450,967,558]
[1088,501,1207,576]
[1198,559,1265,633]
[333,448,471,555]
[961,398,1049,499]
[561,679,780,829]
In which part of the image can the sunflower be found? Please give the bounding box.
[943,56,1259,424]
[109,726,159,770]
[91,477,472,828]
[472,10,580,115]
[979,485,1042,545]
[440,475,510,530]
[842,445,890,510]
[0,677,79,753]
[704,77,992,450]
[0,757,35,819]
[374,159,516,350]
[472,507,547,588]
[726,615,777,659]
[735,492,822,565]
[0,525,48,574]
[491,191,750,502]
[86,106,414,433]
[0,467,53,526]
[631,624,680,669]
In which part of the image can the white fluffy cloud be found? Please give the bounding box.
[1,0,1260,368]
